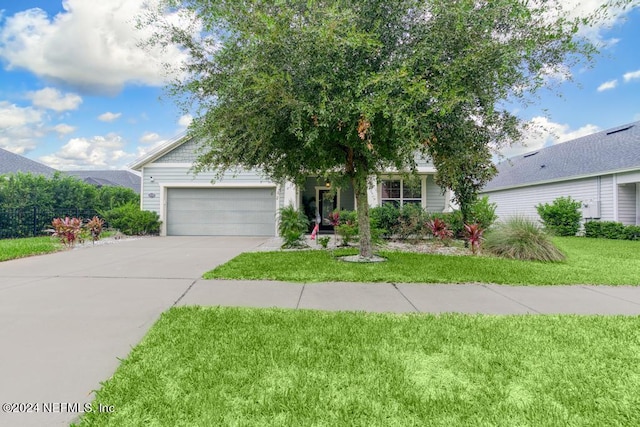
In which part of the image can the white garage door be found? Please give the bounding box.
[166,187,276,236]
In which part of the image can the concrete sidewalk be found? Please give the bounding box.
[179,280,640,315]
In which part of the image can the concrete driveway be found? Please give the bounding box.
[0,236,267,427]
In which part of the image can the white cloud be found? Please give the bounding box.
[597,79,618,92]
[26,87,82,112]
[0,101,45,154]
[499,117,600,159]
[623,70,640,82]
[98,112,122,122]
[53,123,76,136]
[140,132,161,143]
[0,0,190,94]
[558,0,636,44]
[0,101,42,128]
[178,114,193,128]
[39,133,135,169]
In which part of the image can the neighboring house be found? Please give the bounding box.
[482,121,640,226]
[130,134,453,236]
[0,147,57,177]
[65,170,141,194]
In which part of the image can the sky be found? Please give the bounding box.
[0,0,639,171]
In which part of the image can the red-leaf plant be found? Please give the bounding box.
[86,216,105,243]
[50,217,83,247]
[426,218,453,244]
[464,223,484,255]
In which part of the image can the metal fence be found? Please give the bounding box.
[0,208,101,239]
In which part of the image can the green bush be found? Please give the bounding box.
[469,196,498,230]
[536,196,582,236]
[430,211,464,238]
[484,216,565,262]
[278,205,309,248]
[369,204,399,238]
[585,221,640,240]
[100,203,161,235]
[396,204,427,241]
[334,210,358,246]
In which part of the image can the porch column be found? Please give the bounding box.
[283,180,298,209]
[366,175,378,207]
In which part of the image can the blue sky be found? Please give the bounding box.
[0,1,639,170]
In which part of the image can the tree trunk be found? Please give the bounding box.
[353,174,373,259]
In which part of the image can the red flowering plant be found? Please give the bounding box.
[49,217,83,247]
[426,217,453,245]
[464,223,485,255]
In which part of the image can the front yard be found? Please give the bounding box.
[75,307,640,426]
[0,236,62,261]
[205,237,640,285]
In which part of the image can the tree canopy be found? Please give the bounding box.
[145,0,632,257]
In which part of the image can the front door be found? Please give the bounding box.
[318,189,337,231]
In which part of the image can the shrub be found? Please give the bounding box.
[100,203,161,235]
[49,216,83,247]
[469,196,498,230]
[334,210,358,246]
[536,196,582,236]
[463,223,484,255]
[86,216,105,242]
[369,204,399,238]
[484,216,565,262]
[426,217,453,244]
[585,220,640,240]
[277,205,309,248]
[396,204,427,241]
[318,236,331,248]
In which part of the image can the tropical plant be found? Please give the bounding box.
[483,216,565,262]
[277,205,309,249]
[426,218,453,245]
[536,196,582,236]
[334,210,358,246]
[464,223,484,255]
[49,216,83,247]
[86,216,105,243]
[469,196,498,230]
[318,236,331,249]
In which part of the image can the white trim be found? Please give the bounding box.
[613,174,619,222]
[283,181,298,208]
[483,166,640,193]
[146,162,195,168]
[129,132,188,170]
[367,176,378,207]
[636,183,640,226]
[140,166,145,209]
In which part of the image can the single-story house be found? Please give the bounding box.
[481,121,640,226]
[129,134,453,236]
[65,170,141,194]
[0,147,57,177]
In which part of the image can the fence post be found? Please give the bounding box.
[33,206,37,237]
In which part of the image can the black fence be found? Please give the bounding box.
[0,208,101,239]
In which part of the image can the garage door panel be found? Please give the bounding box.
[166,188,276,236]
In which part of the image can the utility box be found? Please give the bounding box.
[582,200,601,219]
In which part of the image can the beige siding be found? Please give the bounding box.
[618,183,637,225]
[482,177,600,223]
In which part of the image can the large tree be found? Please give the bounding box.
[145,0,629,258]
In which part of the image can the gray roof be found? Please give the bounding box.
[483,121,640,191]
[0,147,58,177]
[65,170,141,194]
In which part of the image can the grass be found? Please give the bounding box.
[75,307,640,426]
[205,237,640,285]
[0,236,62,261]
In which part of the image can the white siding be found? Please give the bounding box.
[600,175,614,221]
[425,175,446,212]
[482,177,600,223]
[618,183,637,225]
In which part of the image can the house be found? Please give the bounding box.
[0,147,57,177]
[481,121,640,226]
[129,134,453,236]
[65,170,141,194]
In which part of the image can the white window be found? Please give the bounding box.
[380,179,422,207]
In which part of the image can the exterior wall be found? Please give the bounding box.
[618,183,637,225]
[482,176,603,223]
[140,164,276,216]
[425,175,446,212]
[414,152,434,169]
[154,139,200,163]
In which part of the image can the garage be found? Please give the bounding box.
[166,187,277,236]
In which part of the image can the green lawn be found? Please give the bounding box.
[75,307,640,426]
[205,237,640,285]
[0,236,62,261]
